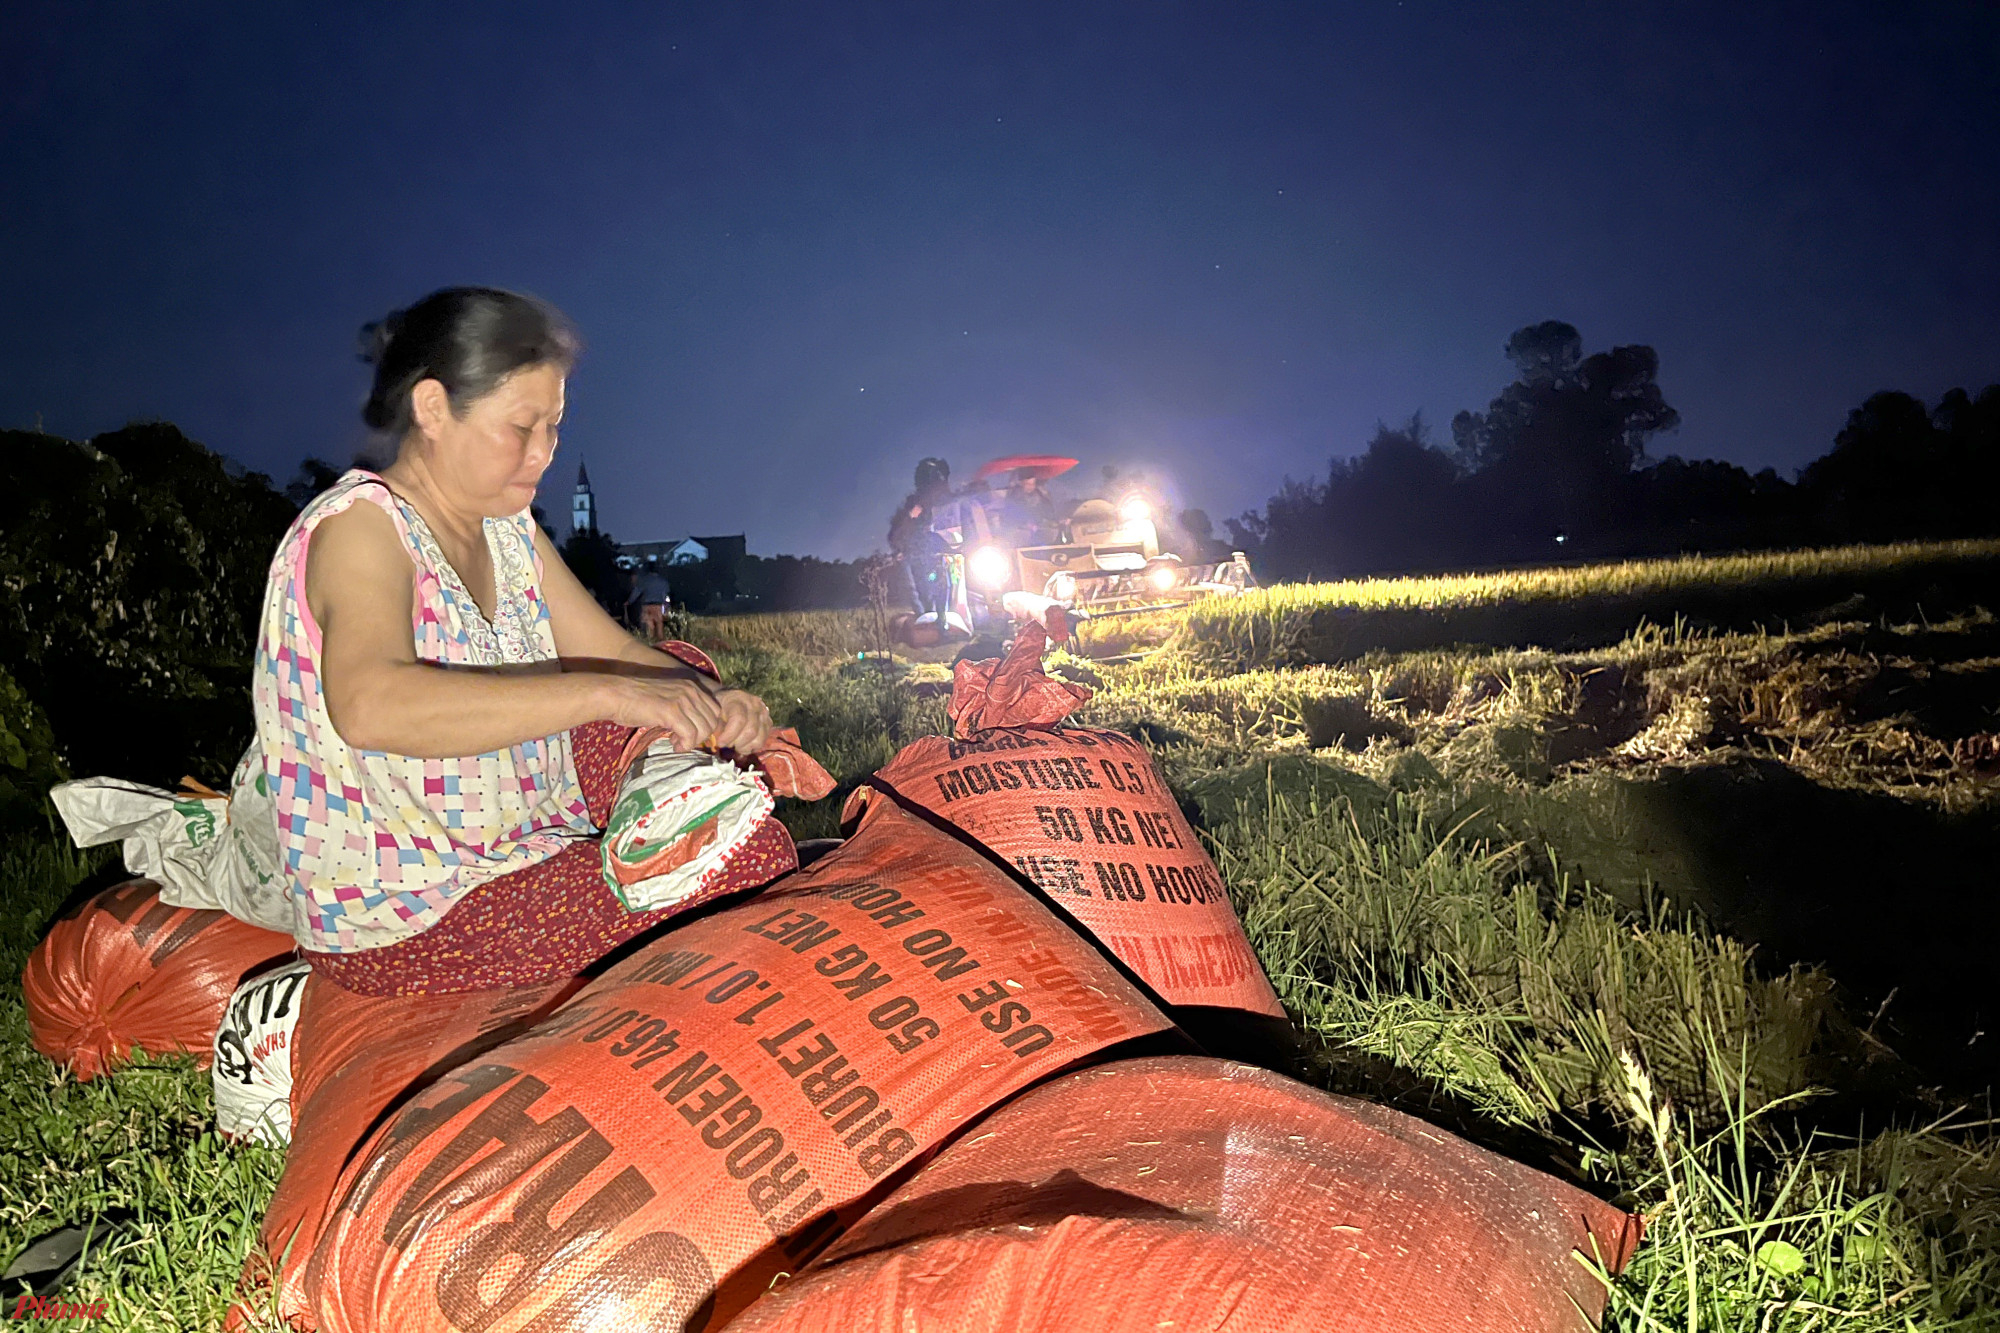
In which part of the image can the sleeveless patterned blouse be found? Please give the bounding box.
[252,470,594,952]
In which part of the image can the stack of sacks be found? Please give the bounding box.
[847,616,1286,1022]
[288,795,1175,1332]
[23,878,294,1079]
[729,1056,1643,1333]
[248,724,837,1324]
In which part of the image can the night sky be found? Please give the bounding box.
[6,2,1996,558]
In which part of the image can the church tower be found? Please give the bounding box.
[571,461,596,537]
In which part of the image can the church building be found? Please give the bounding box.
[571,461,596,536]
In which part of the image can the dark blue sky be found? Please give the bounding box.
[6,2,1996,557]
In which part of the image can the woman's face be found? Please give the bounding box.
[412,362,566,516]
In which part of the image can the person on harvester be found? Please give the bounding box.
[999,469,1058,545]
[251,286,785,997]
[888,455,952,618]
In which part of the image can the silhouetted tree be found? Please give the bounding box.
[1225,475,1327,582]
[1336,414,1465,572]
[1451,322,1680,558]
[1230,323,2000,582]
[1177,507,1228,562]
[2,424,298,786]
[736,554,869,610]
[286,456,345,508]
[559,528,627,618]
[1627,456,1800,553]
[1935,386,2000,531]
[1799,387,2000,543]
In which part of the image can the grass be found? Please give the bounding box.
[687,607,887,659]
[715,590,2000,1327]
[1192,771,1999,1327]
[5,545,1999,1328]
[1134,681,1995,1323]
[1203,768,1831,1129]
[0,841,288,1331]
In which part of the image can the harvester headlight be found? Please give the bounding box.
[1049,571,1077,602]
[1145,563,1180,593]
[1118,495,1152,524]
[969,545,1012,590]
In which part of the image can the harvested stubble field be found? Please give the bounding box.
[5,542,2000,1329]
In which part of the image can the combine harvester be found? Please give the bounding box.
[915,453,1255,653]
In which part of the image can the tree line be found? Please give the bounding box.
[0,426,866,823]
[1227,321,2000,581]
[4,332,1990,820]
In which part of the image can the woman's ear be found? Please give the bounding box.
[409,378,452,440]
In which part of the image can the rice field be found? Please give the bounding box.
[688,607,887,659]
[5,545,1999,1328]
[1172,539,2000,669]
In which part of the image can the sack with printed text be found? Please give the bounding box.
[243,974,585,1327]
[295,794,1174,1333]
[213,960,312,1143]
[847,618,1285,1019]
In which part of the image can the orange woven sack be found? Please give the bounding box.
[732,1055,1643,1333]
[297,796,1174,1333]
[23,878,294,1079]
[848,622,1285,1019]
[243,976,583,1327]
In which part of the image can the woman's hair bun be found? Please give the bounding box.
[357,308,405,367]
[357,288,578,439]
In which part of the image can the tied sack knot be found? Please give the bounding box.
[614,726,835,803]
[950,621,1092,740]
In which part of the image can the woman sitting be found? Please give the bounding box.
[252,286,789,997]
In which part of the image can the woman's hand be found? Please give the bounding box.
[596,677,774,754]
[597,675,728,751]
[710,688,776,755]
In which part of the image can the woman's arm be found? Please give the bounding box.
[307,503,726,757]
[533,525,774,753]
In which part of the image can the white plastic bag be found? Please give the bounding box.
[48,778,221,903]
[49,743,290,934]
[212,960,311,1144]
[206,745,290,933]
[600,747,774,911]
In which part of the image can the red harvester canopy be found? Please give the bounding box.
[972,454,1079,483]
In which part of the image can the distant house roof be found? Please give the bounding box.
[616,534,747,566]
[689,534,748,564]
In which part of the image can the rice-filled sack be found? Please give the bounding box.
[731,1056,1642,1333]
[23,878,295,1079]
[242,973,587,1327]
[213,960,312,1144]
[296,795,1174,1333]
[848,619,1285,1020]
